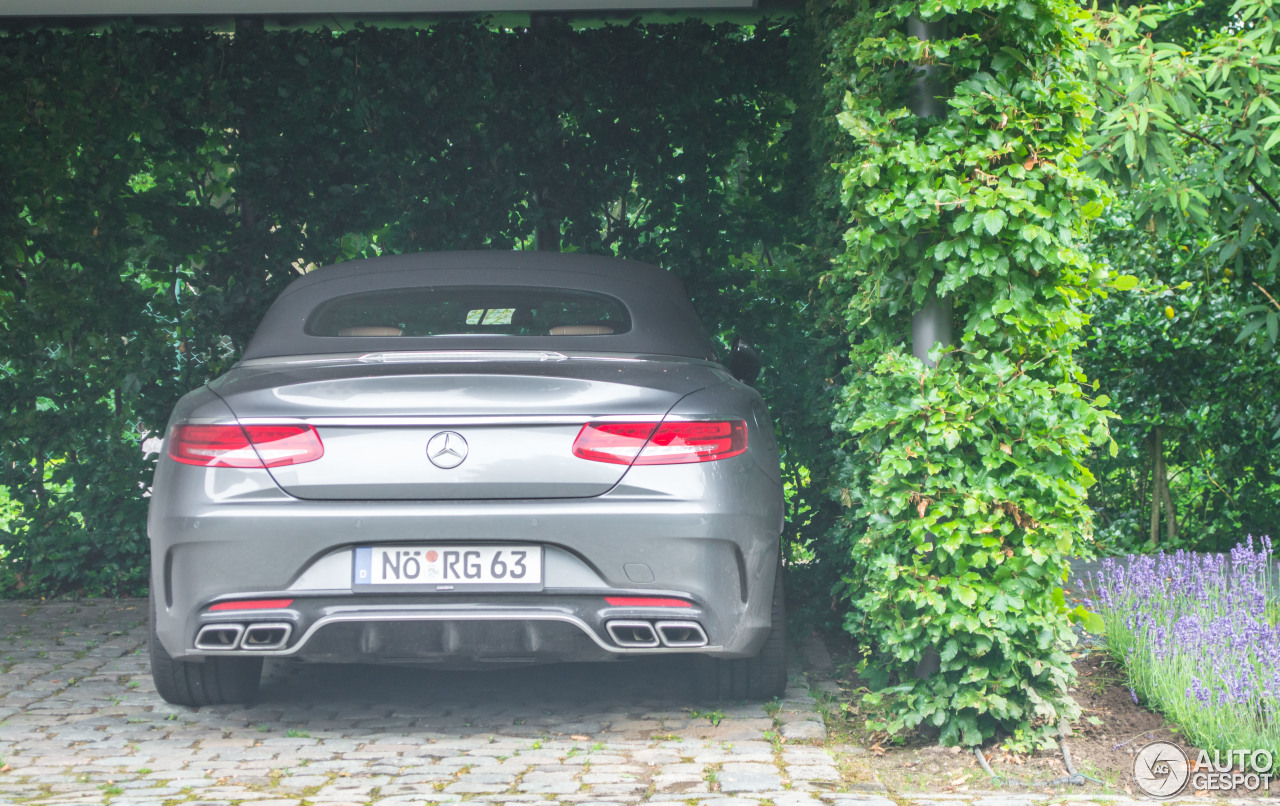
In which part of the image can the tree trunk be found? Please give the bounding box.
[1161,462,1178,543]
[1147,426,1177,547]
[1149,428,1162,547]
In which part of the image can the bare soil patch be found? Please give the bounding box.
[816,635,1280,798]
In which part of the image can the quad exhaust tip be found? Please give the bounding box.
[195,622,292,651]
[194,624,244,651]
[242,623,292,650]
[606,619,709,648]
[655,620,708,647]
[606,620,660,648]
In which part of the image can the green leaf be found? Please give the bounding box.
[1069,606,1106,635]
[981,210,1006,236]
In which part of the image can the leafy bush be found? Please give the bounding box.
[816,0,1111,747]
[1078,0,1280,553]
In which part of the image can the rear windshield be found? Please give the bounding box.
[305,286,632,338]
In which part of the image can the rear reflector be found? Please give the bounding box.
[208,598,295,611]
[169,424,324,468]
[573,421,747,465]
[605,597,693,608]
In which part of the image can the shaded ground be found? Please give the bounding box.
[815,639,1280,797]
[811,559,1280,802]
[3,597,1274,805]
[0,598,840,806]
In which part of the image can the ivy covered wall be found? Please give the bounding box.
[0,19,832,594]
[809,0,1111,746]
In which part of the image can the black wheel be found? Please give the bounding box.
[150,594,262,706]
[695,558,787,701]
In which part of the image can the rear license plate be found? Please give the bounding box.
[353,545,543,591]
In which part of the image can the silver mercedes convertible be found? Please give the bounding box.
[148,251,785,705]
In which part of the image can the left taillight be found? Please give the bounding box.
[167,424,324,468]
[572,420,747,465]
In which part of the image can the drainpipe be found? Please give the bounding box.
[908,16,949,681]
[907,16,952,369]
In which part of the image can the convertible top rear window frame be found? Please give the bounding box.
[302,284,634,339]
[241,252,717,362]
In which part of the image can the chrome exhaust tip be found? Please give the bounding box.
[241,623,292,651]
[194,623,244,651]
[655,620,708,647]
[606,620,660,648]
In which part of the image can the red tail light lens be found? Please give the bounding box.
[209,598,295,611]
[572,420,747,465]
[570,422,658,464]
[605,597,693,607]
[168,424,324,468]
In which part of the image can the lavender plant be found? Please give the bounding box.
[1087,537,1279,764]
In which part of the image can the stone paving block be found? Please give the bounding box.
[518,772,582,794]
[779,708,823,724]
[446,780,512,794]
[582,780,649,794]
[722,762,777,774]
[826,797,898,806]
[781,720,827,741]
[259,774,328,789]
[655,762,704,775]
[652,772,705,790]
[717,765,783,793]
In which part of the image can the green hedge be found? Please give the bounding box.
[0,20,838,596]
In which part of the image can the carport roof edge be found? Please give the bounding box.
[0,0,760,15]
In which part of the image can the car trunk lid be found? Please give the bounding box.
[208,353,725,500]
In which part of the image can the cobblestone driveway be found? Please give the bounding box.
[0,599,1248,806]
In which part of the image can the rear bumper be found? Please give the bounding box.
[184,596,733,666]
[149,462,783,663]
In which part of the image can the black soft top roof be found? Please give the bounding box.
[241,251,717,361]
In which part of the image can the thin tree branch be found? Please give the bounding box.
[1253,281,1280,314]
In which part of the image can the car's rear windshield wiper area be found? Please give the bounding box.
[358,350,569,364]
[306,285,631,338]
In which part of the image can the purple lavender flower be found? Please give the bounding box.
[1088,536,1277,753]
[1187,677,1210,705]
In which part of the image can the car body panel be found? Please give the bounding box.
[148,252,783,673]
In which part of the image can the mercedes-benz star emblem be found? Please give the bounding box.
[426,431,469,469]
[1133,741,1190,799]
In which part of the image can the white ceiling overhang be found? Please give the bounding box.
[0,0,756,15]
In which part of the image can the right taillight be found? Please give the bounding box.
[572,420,747,465]
[168,424,324,468]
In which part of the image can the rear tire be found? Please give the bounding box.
[150,595,262,706]
[695,558,787,701]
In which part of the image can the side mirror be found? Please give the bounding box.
[727,336,762,384]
